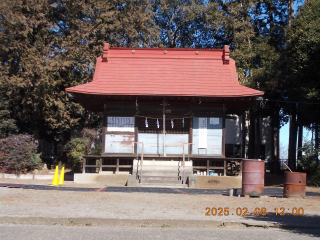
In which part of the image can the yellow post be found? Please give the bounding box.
[51,166,59,186]
[58,166,65,185]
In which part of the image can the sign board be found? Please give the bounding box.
[210,118,219,125]
[107,117,134,132]
[198,117,207,148]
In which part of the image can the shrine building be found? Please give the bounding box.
[66,44,264,188]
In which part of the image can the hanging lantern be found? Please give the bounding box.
[182,118,185,128]
[171,119,174,128]
[145,118,148,128]
[157,119,160,128]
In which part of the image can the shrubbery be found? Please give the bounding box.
[298,141,320,187]
[65,138,89,171]
[0,134,42,174]
[64,128,100,171]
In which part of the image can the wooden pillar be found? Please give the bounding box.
[241,113,247,158]
[223,160,227,176]
[82,158,86,174]
[102,104,107,154]
[189,117,193,155]
[134,116,139,154]
[222,105,226,157]
[116,158,119,173]
[99,158,102,173]
[248,110,255,159]
[254,117,261,159]
[206,160,209,176]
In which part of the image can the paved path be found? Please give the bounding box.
[1,181,320,240]
[1,182,320,197]
[1,224,320,240]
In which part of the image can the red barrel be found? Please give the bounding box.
[283,172,306,198]
[242,159,265,196]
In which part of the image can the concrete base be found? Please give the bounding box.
[188,176,197,188]
[127,175,141,187]
[1,173,52,180]
[74,173,129,186]
[190,176,242,189]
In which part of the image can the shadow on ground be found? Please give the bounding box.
[245,211,320,238]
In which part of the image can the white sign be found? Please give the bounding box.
[198,118,207,148]
[107,117,134,132]
[210,118,219,125]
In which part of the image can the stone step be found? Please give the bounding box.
[134,167,182,171]
[142,176,181,181]
[142,179,183,184]
[140,170,178,176]
[141,169,181,173]
[133,160,193,167]
[138,171,192,179]
[140,183,188,188]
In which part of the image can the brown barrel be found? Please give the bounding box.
[242,159,265,196]
[283,172,306,198]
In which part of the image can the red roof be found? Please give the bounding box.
[66,44,263,98]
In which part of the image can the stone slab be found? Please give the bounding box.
[74,173,128,186]
[195,176,242,189]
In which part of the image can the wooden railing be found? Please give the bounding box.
[182,143,194,184]
[132,142,144,183]
[193,159,242,176]
[82,156,132,173]
[81,155,242,177]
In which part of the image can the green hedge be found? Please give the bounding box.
[0,134,42,174]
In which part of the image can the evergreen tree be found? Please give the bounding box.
[0,0,159,144]
[152,0,209,48]
[284,0,320,169]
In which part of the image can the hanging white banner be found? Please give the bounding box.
[198,118,207,148]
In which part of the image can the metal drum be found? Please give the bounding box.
[242,159,265,196]
[283,172,306,198]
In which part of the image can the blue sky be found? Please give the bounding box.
[280,122,311,159]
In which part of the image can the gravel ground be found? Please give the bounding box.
[1,178,320,229]
[2,224,320,240]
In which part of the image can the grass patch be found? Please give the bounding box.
[161,224,170,228]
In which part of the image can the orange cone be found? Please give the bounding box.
[51,166,59,186]
[58,166,65,185]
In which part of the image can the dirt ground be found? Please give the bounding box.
[1,177,320,229]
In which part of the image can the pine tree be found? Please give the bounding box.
[284,0,320,170]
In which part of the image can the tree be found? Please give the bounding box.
[284,0,320,170]
[152,0,209,48]
[251,0,289,171]
[0,86,18,138]
[206,1,288,165]
[0,0,160,147]
[0,0,57,138]
[112,0,161,47]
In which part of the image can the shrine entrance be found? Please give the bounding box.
[137,117,190,155]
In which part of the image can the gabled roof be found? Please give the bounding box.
[66,44,264,98]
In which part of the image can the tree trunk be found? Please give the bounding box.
[297,121,303,171]
[288,0,294,27]
[315,124,319,150]
[288,107,298,171]
[271,110,280,174]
